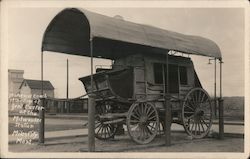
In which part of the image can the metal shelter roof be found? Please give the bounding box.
[42,8,221,59]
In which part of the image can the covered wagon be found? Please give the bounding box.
[42,8,223,144]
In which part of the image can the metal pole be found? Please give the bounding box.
[66,59,69,113]
[218,59,224,139]
[67,59,69,99]
[165,52,171,146]
[38,98,45,144]
[214,58,217,118]
[39,51,45,144]
[88,38,95,152]
[41,51,44,95]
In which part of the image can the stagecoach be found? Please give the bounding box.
[42,8,222,144]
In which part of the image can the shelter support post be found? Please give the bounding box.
[41,51,44,95]
[88,94,96,151]
[218,59,224,139]
[39,51,45,144]
[88,38,95,152]
[214,58,217,118]
[165,52,171,146]
[66,59,70,113]
[38,98,45,144]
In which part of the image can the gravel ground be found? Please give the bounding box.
[9,132,244,152]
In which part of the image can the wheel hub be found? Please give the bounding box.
[139,116,148,124]
[194,108,204,117]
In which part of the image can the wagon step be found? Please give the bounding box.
[103,118,125,124]
[99,112,128,119]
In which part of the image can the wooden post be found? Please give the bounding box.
[66,59,70,113]
[41,51,44,95]
[218,98,224,139]
[88,38,95,152]
[214,58,217,118]
[38,98,45,144]
[88,94,96,151]
[165,52,171,146]
[218,59,224,139]
[39,51,45,144]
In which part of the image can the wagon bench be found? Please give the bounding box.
[41,8,223,146]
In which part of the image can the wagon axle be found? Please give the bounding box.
[195,109,205,117]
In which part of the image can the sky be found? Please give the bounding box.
[7,7,245,98]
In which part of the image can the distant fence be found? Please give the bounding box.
[43,97,88,114]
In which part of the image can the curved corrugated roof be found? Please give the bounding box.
[42,8,221,59]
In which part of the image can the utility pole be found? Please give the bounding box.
[66,59,69,113]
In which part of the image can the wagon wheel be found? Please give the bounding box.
[182,88,212,138]
[95,102,118,140]
[127,102,159,144]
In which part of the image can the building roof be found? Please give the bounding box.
[8,69,24,73]
[20,79,54,90]
[42,8,221,60]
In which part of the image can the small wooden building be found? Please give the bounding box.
[19,79,54,97]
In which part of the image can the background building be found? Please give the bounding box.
[9,70,87,114]
[8,69,24,95]
[19,79,55,97]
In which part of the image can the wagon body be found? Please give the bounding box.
[79,54,201,108]
[79,68,134,102]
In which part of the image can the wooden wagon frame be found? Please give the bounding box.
[41,8,224,148]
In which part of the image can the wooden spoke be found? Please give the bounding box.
[184,111,194,114]
[198,122,201,135]
[200,92,206,103]
[142,103,147,114]
[192,92,198,107]
[190,121,195,133]
[194,91,198,103]
[146,104,152,115]
[182,88,212,139]
[185,103,195,111]
[147,109,155,118]
[146,125,153,135]
[201,118,210,128]
[130,119,140,123]
[189,96,196,109]
[107,125,111,137]
[142,126,147,140]
[95,122,102,129]
[186,115,194,120]
[134,106,140,116]
[187,99,196,110]
[131,113,140,120]
[96,125,102,134]
[199,119,205,132]
[148,114,157,121]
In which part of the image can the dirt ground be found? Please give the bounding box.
[9,132,244,152]
[8,114,244,153]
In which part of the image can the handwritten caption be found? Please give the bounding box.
[9,93,46,145]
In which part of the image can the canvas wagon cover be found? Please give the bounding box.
[42,8,221,59]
